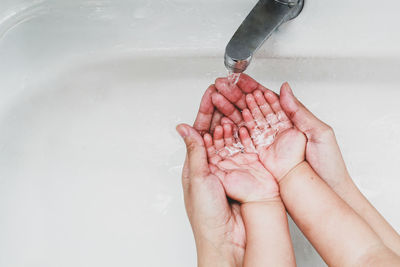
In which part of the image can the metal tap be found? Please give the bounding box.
[225,0,304,73]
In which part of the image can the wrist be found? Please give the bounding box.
[241,196,283,208]
[241,198,286,226]
[197,242,242,267]
[278,160,307,184]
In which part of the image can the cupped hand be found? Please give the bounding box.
[177,124,245,267]
[176,84,248,266]
[203,123,279,203]
[278,83,350,189]
[212,75,400,256]
[241,89,307,181]
[211,74,348,191]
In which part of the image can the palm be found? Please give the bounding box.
[188,171,246,252]
[182,155,246,264]
[240,90,306,180]
[258,128,306,180]
[302,130,350,190]
[178,121,247,265]
[203,124,279,204]
[210,153,278,202]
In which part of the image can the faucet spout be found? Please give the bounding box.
[224,0,304,73]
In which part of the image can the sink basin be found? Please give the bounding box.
[1,1,400,266]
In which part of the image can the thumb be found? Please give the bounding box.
[280,82,331,141]
[176,124,209,177]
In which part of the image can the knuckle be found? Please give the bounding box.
[319,124,334,137]
[214,79,224,90]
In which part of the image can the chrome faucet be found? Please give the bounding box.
[224,0,304,73]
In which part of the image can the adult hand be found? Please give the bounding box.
[176,85,246,267]
[279,82,400,255]
[211,74,349,194]
[213,74,400,255]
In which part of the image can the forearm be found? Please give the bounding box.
[314,137,400,255]
[280,161,391,266]
[241,200,296,267]
[334,176,400,255]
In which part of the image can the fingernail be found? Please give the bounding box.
[176,125,189,138]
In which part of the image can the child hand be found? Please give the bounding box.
[242,89,307,181]
[203,123,280,203]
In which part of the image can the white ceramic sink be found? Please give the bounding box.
[1,1,400,266]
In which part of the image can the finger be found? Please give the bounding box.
[239,127,256,153]
[203,133,215,158]
[264,89,291,124]
[253,89,274,118]
[215,77,247,109]
[280,82,331,141]
[176,124,209,177]
[193,85,216,135]
[223,124,234,146]
[221,117,234,125]
[210,110,223,134]
[242,108,257,136]
[250,90,278,127]
[212,93,243,125]
[213,125,225,151]
[245,93,268,128]
[221,117,239,138]
[236,73,269,93]
[204,133,221,165]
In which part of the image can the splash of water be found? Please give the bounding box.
[216,121,286,158]
[213,71,290,157]
[227,71,241,87]
[251,126,278,148]
[217,142,244,157]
